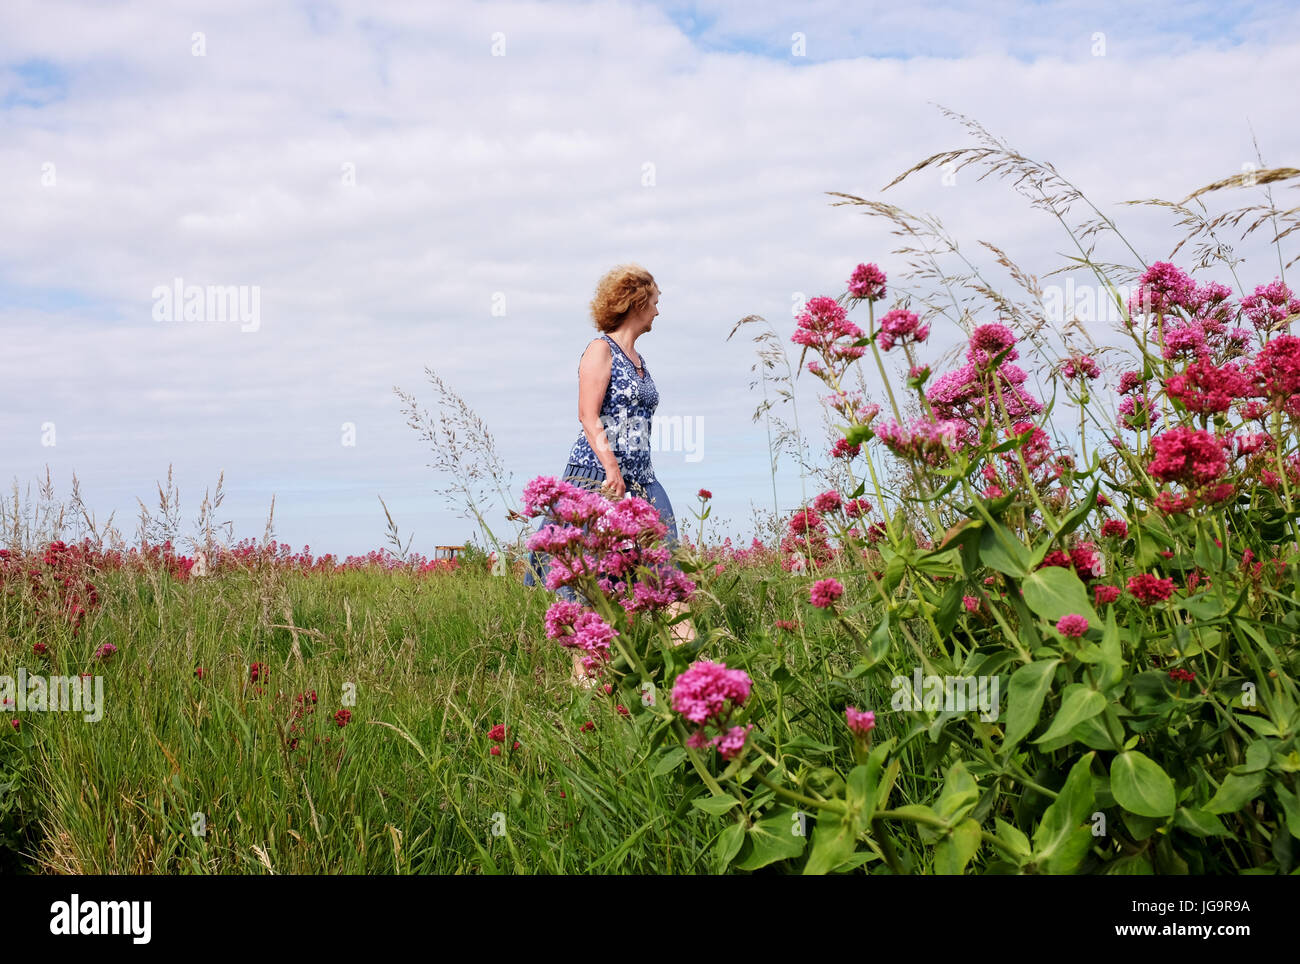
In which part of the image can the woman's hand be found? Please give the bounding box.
[600,471,627,500]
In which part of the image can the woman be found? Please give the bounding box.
[524,264,696,682]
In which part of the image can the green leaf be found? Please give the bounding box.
[712,820,746,871]
[1233,739,1272,774]
[1002,659,1060,751]
[933,818,982,874]
[803,808,864,875]
[735,806,808,870]
[994,817,1031,862]
[979,522,1031,577]
[865,611,892,666]
[1274,787,1300,841]
[1179,593,1223,621]
[1174,807,1229,837]
[1031,751,1096,874]
[935,581,965,638]
[1032,684,1106,745]
[1204,771,1266,815]
[935,761,979,825]
[1021,565,1099,626]
[693,793,742,816]
[650,747,687,777]
[1111,750,1177,818]
[1103,853,1154,875]
[845,763,878,822]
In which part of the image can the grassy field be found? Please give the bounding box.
[1,553,883,874]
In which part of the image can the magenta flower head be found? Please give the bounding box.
[544,600,585,642]
[809,577,844,609]
[848,263,887,301]
[1147,427,1228,488]
[966,323,1018,367]
[1056,614,1089,638]
[1127,573,1176,604]
[1061,355,1101,380]
[712,724,754,761]
[671,660,752,726]
[94,643,118,661]
[845,706,876,736]
[877,308,927,352]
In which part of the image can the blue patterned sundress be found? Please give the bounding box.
[565,333,659,487]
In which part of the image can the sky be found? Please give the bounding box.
[3,0,1300,559]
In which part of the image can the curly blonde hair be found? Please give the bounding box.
[590,264,657,333]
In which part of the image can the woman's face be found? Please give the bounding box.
[646,288,660,327]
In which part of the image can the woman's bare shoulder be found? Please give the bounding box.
[578,336,612,376]
[581,337,612,361]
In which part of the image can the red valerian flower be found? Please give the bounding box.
[488,724,507,742]
[490,745,501,756]
[1164,358,1257,415]
[32,642,48,656]
[809,577,844,609]
[848,263,887,301]
[697,488,712,500]
[1094,584,1121,606]
[1168,668,1196,683]
[334,709,352,727]
[1252,334,1300,401]
[831,437,861,459]
[1061,355,1100,380]
[1127,574,1175,604]
[1147,427,1228,487]
[1154,490,1196,514]
[1100,519,1128,539]
[194,666,205,679]
[1056,614,1089,638]
[1070,542,1104,581]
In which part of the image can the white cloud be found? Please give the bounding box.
[2,0,1299,555]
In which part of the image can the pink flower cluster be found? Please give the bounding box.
[672,660,755,761]
[524,475,695,614]
[1241,279,1300,332]
[873,416,968,464]
[876,308,929,352]
[791,296,864,360]
[1056,614,1089,638]
[848,263,887,301]
[1164,358,1257,415]
[809,577,844,609]
[1127,573,1175,604]
[926,326,1042,427]
[844,706,876,736]
[545,602,620,677]
[1147,427,1228,488]
[1039,541,1104,582]
[1061,355,1100,380]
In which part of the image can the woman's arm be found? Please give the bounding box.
[577,338,625,495]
